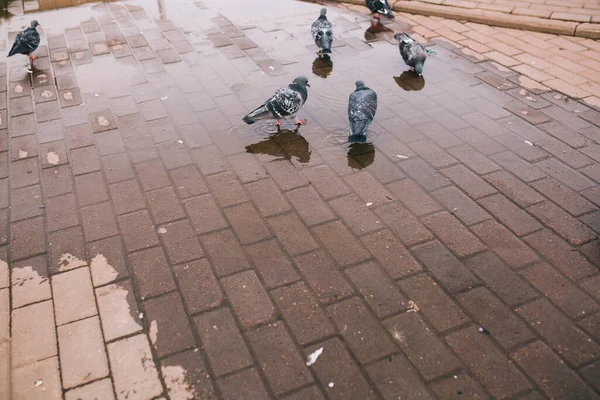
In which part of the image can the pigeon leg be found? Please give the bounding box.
[295,119,306,126]
[28,54,37,61]
[276,120,282,126]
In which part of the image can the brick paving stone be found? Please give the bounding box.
[430,373,488,400]
[10,185,42,221]
[442,165,497,200]
[246,239,299,289]
[385,312,461,380]
[184,194,228,235]
[446,326,532,398]
[10,217,46,261]
[528,201,596,246]
[465,251,538,306]
[96,280,142,341]
[267,212,319,256]
[247,321,313,395]
[144,291,195,357]
[483,170,545,208]
[471,220,539,268]
[490,151,547,183]
[265,159,308,191]
[224,202,271,244]
[345,170,392,207]
[193,307,253,376]
[328,194,381,235]
[524,230,597,281]
[305,337,376,400]
[286,186,335,226]
[228,152,269,183]
[41,165,73,198]
[11,300,57,368]
[46,193,79,232]
[191,145,228,176]
[58,316,109,388]
[48,226,87,274]
[294,249,354,304]
[173,259,221,314]
[170,165,208,199]
[245,178,291,217]
[536,158,595,192]
[312,221,370,267]
[458,287,535,349]
[52,267,96,325]
[135,159,171,191]
[221,270,276,329]
[398,157,450,191]
[117,209,159,252]
[11,256,51,308]
[75,171,108,206]
[407,138,457,169]
[366,353,434,400]
[206,171,247,208]
[374,204,433,247]
[109,179,145,215]
[512,341,596,399]
[301,164,352,200]
[107,334,163,400]
[201,229,250,277]
[65,123,93,149]
[159,219,204,264]
[580,360,600,393]
[102,153,135,183]
[494,134,550,163]
[11,135,37,162]
[95,130,126,157]
[12,356,62,400]
[128,247,175,298]
[64,379,115,400]
[422,211,487,258]
[431,186,491,226]
[479,193,543,237]
[448,144,501,175]
[161,349,216,399]
[146,186,186,224]
[581,275,600,303]
[388,178,442,217]
[10,157,39,189]
[217,368,271,400]
[280,386,325,400]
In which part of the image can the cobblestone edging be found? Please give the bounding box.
[336,0,600,38]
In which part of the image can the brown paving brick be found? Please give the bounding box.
[246,239,299,289]
[367,352,433,399]
[146,186,185,224]
[517,298,600,366]
[523,262,599,318]
[374,204,433,247]
[128,246,175,298]
[538,138,594,170]
[267,212,319,256]
[448,144,501,176]
[206,171,247,208]
[109,179,145,215]
[286,186,335,226]
[0,209,5,246]
[71,145,101,175]
[169,165,208,199]
[12,356,62,400]
[479,194,542,236]
[224,202,271,245]
[399,274,469,332]
[201,229,250,277]
[10,185,42,221]
[48,226,87,274]
[581,275,600,303]
[328,194,380,235]
[512,341,596,399]
[41,165,73,198]
[280,386,324,400]
[96,280,142,341]
[526,230,597,280]
[58,316,108,388]
[430,373,488,400]
[52,267,96,325]
[431,186,491,226]
[95,130,126,157]
[538,120,588,149]
[157,141,193,170]
[10,157,39,189]
[184,194,228,234]
[11,135,37,161]
[537,158,595,192]
[305,337,376,400]
[118,209,159,252]
[458,287,535,349]
[10,217,45,261]
[159,219,204,265]
[221,270,275,329]
[446,326,532,398]
[483,170,545,208]
[245,178,291,217]
[398,157,450,192]
[10,114,36,138]
[11,256,51,309]
[191,145,228,176]
[456,127,506,156]
[217,368,270,400]
[442,165,497,200]
[228,152,268,183]
[301,164,352,200]
[265,159,308,191]
[173,258,222,314]
[388,179,442,217]
[346,261,407,318]
[46,193,78,232]
[407,138,457,169]
[345,170,391,207]
[64,123,93,149]
[144,291,195,357]
[135,159,171,191]
[494,134,550,163]
[64,379,114,400]
[312,221,370,267]
[193,307,253,376]
[580,360,600,393]
[102,153,135,183]
[247,321,313,395]
[528,201,596,246]
[160,349,216,399]
[75,171,108,206]
[490,151,547,183]
[422,211,487,258]
[11,300,57,368]
[294,249,354,303]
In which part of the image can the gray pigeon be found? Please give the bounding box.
[394,32,427,76]
[243,76,310,126]
[366,0,394,19]
[311,8,333,57]
[8,21,41,62]
[348,80,377,143]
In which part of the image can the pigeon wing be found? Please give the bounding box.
[9,28,40,56]
[266,87,303,118]
[349,89,377,122]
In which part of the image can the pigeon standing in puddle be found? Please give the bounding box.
[348,80,377,143]
[366,0,394,26]
[8,20,41,71]
[243,76,310,127]
[394,32,427,76]
[311,8,333,58]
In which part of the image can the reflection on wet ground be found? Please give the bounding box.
[311,55,333,78]
[347,142,375,170]
[394,70,425,91]
[245,126,311,163]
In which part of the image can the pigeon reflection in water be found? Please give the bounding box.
[347,143,375,170]
[312,55,333,79]
[394,71,425,91]
[245,127,311,164]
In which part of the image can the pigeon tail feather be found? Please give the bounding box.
[243,105,270,125]
[350,119,371,138]
[348,133,368,143]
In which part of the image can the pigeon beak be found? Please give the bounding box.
[306,83,311,87]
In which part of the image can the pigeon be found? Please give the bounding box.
[366,0,394,20]
[394,32,427,76]
[311,8,333,57]
[348,80,377,143]
[8,21,41,62]
[243,76,310,126]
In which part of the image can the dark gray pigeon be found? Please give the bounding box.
[243,76,310,126]
[366,0,394,19]
[348,80,377,143]
[394,32,427,76]
[311,8,333,57]
[8,21,41,62]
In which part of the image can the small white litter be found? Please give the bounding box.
[366,202,373,207]
[328,382,335,388]
[158,228,167,234]
[396,154,408,159]
[524,140,534,146]
[306,347,324,366]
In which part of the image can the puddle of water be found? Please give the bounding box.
[394,71,425,91]
[312,55,333,79]
[245,126,312,163]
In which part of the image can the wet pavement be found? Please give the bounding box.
[1,0,600,399]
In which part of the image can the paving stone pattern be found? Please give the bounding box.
[1,1,600,399]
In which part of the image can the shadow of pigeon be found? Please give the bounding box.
[347,142,375,170]
[312,55,333,79]
[393,71,425,91]
[245,127,311,164]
